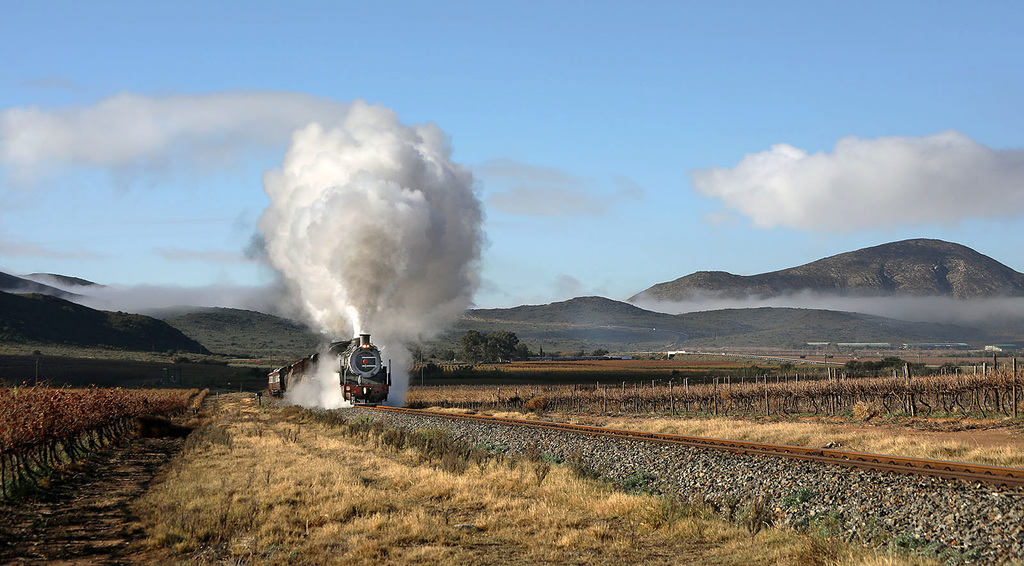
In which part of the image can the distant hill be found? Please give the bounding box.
[0,291,208,353]
[0,271,80,299]
[24,273,103,289]
[160,307,323,359]
[449,296,1001,352]
[630,239,1024,302]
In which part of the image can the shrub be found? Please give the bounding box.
[524,396,548,412]
[852,401,878,421]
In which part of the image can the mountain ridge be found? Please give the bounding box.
[453,296,1008,351]
[630,239,1024,302]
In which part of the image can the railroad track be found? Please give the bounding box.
[373,406,1024,489]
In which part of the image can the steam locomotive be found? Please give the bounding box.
[268,333,391,405]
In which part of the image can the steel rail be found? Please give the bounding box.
[371,406,1024,489]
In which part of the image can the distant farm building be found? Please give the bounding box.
[900,343,970,350]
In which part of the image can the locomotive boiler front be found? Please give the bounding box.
[337,333,390,405]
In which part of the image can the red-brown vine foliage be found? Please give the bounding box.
[0,385,201,498]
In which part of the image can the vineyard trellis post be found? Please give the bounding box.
[684,378,689,413]
[1013,357,1018,419]
[763,374,769,416]
[713,377,719,416]
[669,380,675,414]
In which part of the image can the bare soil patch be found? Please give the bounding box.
[0,436,183,565]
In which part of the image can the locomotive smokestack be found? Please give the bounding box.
[359,333,371,347]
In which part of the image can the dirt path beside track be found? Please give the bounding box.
[0,436,183,565]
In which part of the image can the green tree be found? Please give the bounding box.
[484,331,520,362]
[461,330,486,362]
[513,342,532,360]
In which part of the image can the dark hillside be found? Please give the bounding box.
[631,239,1024,302]
[162,307,322,359]
[0,291,207,353]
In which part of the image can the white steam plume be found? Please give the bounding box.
[284,355,351,410]
[259,101,484,406]
[692,131,1024,231]
[0,91,350,184]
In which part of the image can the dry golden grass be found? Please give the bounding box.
[132,394,937,565]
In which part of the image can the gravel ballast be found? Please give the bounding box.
[337,408,1024,564]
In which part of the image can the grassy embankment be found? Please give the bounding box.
[131,394,936,565]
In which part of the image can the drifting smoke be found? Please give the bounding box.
[692,131,1024,231]
[259,101,484,407]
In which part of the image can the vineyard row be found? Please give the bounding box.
[408,369,1022,419]
[0,385,205,498]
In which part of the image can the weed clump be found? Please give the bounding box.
[780,486,816,508]
[566,450,600,480]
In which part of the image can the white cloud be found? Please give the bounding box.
[488,185,608,216]
[477,158,582,185]
[20,76,83,92]
[0,239,106,259]
[554,274,585,299]
[157,247,252,263]
[479,158,644,217]
[702,210,738,226]
[0,91,351,185]
[691,131,1024,231]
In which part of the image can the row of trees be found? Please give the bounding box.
[458,332,611,363]
[460,330,524,363]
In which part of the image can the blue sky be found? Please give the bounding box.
[2,0,1023,311]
